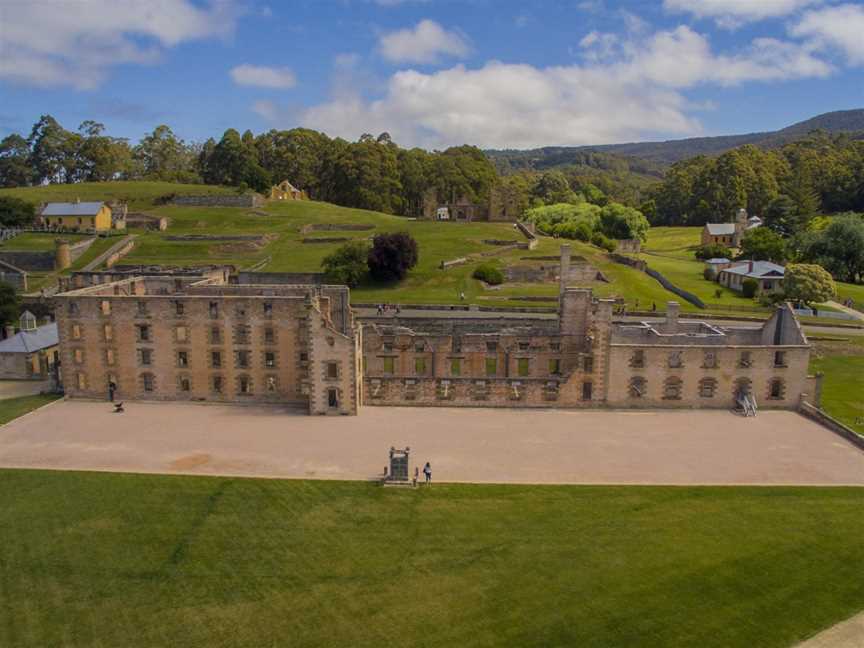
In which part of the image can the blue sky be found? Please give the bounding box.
[1,0,863,149]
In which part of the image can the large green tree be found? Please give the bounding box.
[738,228,788,263]
[783,264,837,306]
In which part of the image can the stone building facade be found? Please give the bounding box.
[362,283,813,411]
[54,275,361,415]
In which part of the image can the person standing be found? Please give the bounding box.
[423,462,432,485]
[108,380,116,402]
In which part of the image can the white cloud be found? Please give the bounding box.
[275,25,831,150]
[0,0,238,89]
[664,0,820,27]
[230,64,296,89]
[791,4,864,64]
[378,19,470,64]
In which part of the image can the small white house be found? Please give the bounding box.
[0,312,58,380]
[717,260,785,295]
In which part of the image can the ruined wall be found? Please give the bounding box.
[605,343,810,409]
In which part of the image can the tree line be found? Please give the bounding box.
[0,115,500,217]
[649,132,864,228]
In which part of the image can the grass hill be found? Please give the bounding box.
[487,108,864,168]
[0,181,240,210]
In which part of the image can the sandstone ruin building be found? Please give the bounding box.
[54,253,815,415]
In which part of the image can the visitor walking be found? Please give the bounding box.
[423,462,432,485]
[460,291,465,301]
[651,302,657,312]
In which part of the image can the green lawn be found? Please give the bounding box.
[836,281,864,313]
[0,394,61,425]
[810,337,864,435]
[0,471,863,648]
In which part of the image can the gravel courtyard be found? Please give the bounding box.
[1,400,862,485]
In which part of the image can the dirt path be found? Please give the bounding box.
[1,401,862,485]
[795,611,864,647]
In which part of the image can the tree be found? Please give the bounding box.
[0,134,32,187]
[784,164,821,231]
[694,243,732,261]
[134,125,198,182]
[598,203,650,241]
[367,232,418,282]
[800,214,864,283]
[531,170,578,205]
[762,194,796,236]
[783,263,837,306]
[738,228,788,263]
[0,283,20,329]
[0,197,35,227]
[472,264,504,285]
[741,278,759,298]
[321,241,369,288]
[28,115,71,184]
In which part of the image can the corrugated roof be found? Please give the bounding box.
[41,202,105,216]
[0,322,58,354]
[706,258,730,263]
[721,261,785,279]
[705,223,735,235]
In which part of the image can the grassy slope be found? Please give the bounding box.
[0,394,61,425]
[810,337,864,434]
[0,181,238,210]
[0,470,863,648]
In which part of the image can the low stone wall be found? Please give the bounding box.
[0,260,27,291]
[483,239,519,246]
[171,194,264,208]
[505,263,603,284]
[440,257,469,270]
[609,253,646,271]
[302,237,351,244]
[799,401,864,450]
[126,213,168,231]
[165,234,265,242]
[0,251,55,272]
[81,235,136,271]
[301,223,375,233]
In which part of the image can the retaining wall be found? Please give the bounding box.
[799,401,864,451]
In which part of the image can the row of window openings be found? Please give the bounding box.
[393,378,594,401]
[384,340,562,353]
[75,301,277,318]
[379,356,591,376]
[112,350,326,374]
[629,349,788,369]
[84,324,280,345]
[629,377,786,400]
[133,374,276,394]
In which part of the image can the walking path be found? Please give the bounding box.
[795,611,864,647]
[827,300,864,323]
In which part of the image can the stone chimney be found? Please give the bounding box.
[748,260,754,274]
[665,301,680,333]
[559,244,571,296]
[4,325,14,339]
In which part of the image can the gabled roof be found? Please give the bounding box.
[721,261,785,279]
[706,258,730,264]
[41,202,105,216]
[705,223,735,235]
[0,322,58,354]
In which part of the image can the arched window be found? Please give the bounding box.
[663,377,683,400]
[629,376,646,398]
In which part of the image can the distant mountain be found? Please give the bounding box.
[487,109,864,169]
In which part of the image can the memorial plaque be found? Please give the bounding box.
[388,446,410,482]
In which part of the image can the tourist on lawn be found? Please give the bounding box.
[423,462,432,485]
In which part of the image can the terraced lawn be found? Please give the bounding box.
[1,470,863,648]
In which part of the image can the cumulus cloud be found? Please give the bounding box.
[230,64,296,88]
[378,19,470,64]
[664,0,819,27]
[0,0,238,89]
[791,4,864,65]
[275,25,830,149]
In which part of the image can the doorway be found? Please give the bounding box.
[328,388,338,409]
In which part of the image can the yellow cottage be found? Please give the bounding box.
[40,200,114,232]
